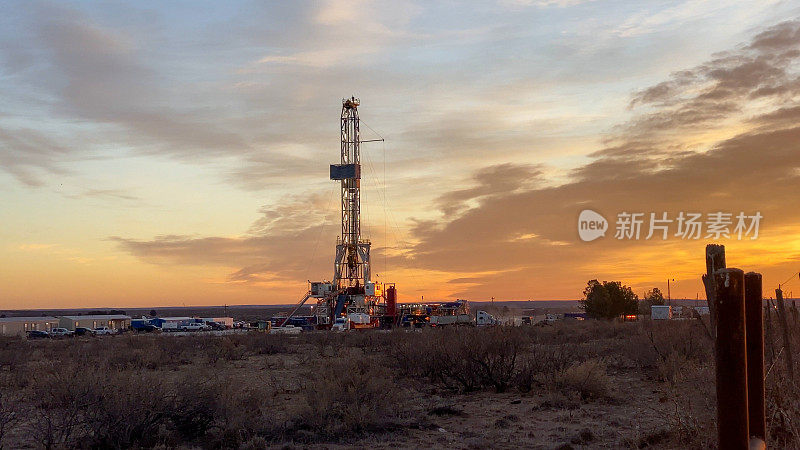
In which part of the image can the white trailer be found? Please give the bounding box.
[651,305,672,320]
[270,325,302,335]
[429,314,474,326]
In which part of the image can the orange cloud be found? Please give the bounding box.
[104,20,800,305]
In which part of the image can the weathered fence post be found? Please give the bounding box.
[704,244,726,335]
[745,272,766,443]
[765,299,776,368]
[714,268,749,449]
[775,288,795,381]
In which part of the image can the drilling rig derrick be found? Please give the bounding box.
[332,97,370,290]
[301,97,396,330]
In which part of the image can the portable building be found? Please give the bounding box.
[651,305,672,320]
[201,317,234,328]
[152,317,197,330]
[58,315,131,331]
[0,316,59,336]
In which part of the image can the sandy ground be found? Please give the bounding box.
[295,376,670,449]
[234,343,676,450]
[2,323,723,449]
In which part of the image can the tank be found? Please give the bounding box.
[386,285,397,317]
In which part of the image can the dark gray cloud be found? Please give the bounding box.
[381,19,800,295]
[0,2,253,188]
[622,20,800,145]
[0,1,421,189]
[35,6,250,158]
[0,126,70,187]
[112,19,800,296]
[3,1,794,195]
[111,191,341,283]
[435,163,543,215]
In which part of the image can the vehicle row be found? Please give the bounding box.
[26,326,116,339]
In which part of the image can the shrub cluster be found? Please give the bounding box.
[0,318,796,449]
[391,327,528,393]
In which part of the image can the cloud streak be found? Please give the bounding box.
[112,19,800,301]
[111,191,341,284]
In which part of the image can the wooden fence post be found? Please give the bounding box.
[775,288,795,381]
[745,272,766,442]
[714,268,749,449]
[765,300,775,368]
[703,244,726,336]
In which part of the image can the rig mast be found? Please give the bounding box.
[331,97,370,289]
[288,96,395,330]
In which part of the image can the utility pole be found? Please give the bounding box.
[667,278,675,306]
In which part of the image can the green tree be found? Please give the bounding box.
[639,288,665,314]
[579,279,639,319]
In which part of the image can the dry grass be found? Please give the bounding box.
[0,318,797,448]
[556,358,611,401]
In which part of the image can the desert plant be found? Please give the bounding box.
[0,391,19,450]
[295,358,403,439]
[25,371,97,449]
[391,327,528,393]
[556,358,610,400]
[465,327,525,392]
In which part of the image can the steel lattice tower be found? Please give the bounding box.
[331,97,370,289]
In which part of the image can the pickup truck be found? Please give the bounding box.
[26,330,50,339]
[204,321,226,331]
[93,327,114,335]
[49,328,73,337]
[179,322,209,332]
[74,327,93,336]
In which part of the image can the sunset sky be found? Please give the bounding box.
[3,1,800,309]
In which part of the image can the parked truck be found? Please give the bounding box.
[131,319,159,332]
[476,310,498,326]
[332,316,351,331]
[179,322,209,332]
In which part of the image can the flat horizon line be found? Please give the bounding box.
[0,298,743,313]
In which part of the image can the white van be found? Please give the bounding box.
[332,317,351,331]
